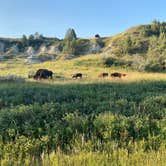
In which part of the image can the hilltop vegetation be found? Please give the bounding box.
[0,20,165,71]
[0,28,103,61]
[103,20,166,71]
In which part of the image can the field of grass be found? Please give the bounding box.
[2,147,166,166]
[0,55,166,166]
[0,80,166,165]
[0,54,166,83]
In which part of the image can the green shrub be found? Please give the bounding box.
[0,81,166,163]
[104,57,132,68]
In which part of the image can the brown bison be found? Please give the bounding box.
[111,72,126,78]
[99,72,109,78]
[33,69,53,80]
[72,73,83,79]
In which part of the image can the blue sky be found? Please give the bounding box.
[0,0,165,38]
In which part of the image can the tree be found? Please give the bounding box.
[151,20,160,36]
[122,37,133,54]
[64,28,77,40]
[63,38,77,54]
[34,32,44,40]
[63,28,77,54]
[34,32,40,39]
[28,34,35,46]
[22,35,28,47]
[29,34,35,41]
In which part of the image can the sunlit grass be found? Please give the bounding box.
[0,55,165,84]
[2,147,166,166]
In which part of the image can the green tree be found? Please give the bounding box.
[63,28,77,54]
[22,35,28,47]
[151,20,160,36]
[28,34,35,46]
[64,28,77,40]
[29,34,35,41]
[63,39,77,54]
[121,36,133,54]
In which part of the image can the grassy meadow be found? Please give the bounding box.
[0,54,166,166]
[0,54,166,82]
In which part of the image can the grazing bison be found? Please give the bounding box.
[99,72,109,78]
[33,69,53,80]
[111,72,126,78]
[72,73,83,79]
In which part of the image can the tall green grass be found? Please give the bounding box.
[0,81,166,165]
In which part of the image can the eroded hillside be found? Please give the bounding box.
[0,21,165,71]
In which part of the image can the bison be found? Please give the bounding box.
[99,72,109,78]
[72,73,83,79]
[111,72,126,78]
[33,69,53,80]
